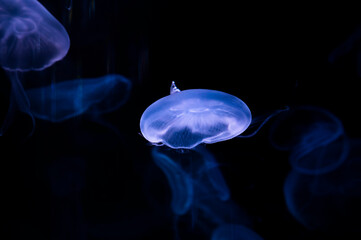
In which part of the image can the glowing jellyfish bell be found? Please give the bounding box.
[0,0,70,136]
[0,0,70,71]
[140,82,252,149]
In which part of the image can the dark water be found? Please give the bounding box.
[1,1,361,239]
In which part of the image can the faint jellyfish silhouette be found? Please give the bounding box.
[152,147,193,215]
[0,0,70,136]
[152,145,252,239]
[269,106,349,175]
[141,82,252,149]
[284,139,361,234]
[195,146,230,201]
[26,74,132,122]
[212,224,264,240]
[152,146,231,216]
[0,0,70,71]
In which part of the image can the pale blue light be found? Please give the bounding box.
[152,147,193,215]
[140,84,251,149]
[0,0,70,71]
[212,224,264,240]
[269,106,348,175]
[26,74,132,122]
[283,140,361,232]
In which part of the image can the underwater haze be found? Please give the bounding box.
[1,1,361,239]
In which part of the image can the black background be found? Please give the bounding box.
[1,1,361,239]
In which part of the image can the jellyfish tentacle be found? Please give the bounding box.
[66,0,73,10]
[170,81,181,94]
[237,106,289,138]
[0,71,35,136]
[152,149,194,215]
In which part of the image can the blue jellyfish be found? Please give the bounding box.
[0,0,70,136]
[0,0,70,71]
[152,147,194,215]
[152,145,252,239]
[269,106,348,175]
[152,146,231,215]
[211,224,264,240]
[26,74,132,122]
[141,82,288,149]
[141,82,252,149]
[284,139,361,234]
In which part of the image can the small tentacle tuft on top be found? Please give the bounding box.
[170,81,181,94]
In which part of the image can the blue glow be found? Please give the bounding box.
[152,146,231,216]
[193,147,230,201]
[0,0,70,71]
[151,145,239,233]
[152,147,193,215]
[0,72,35,136]
[211,224,264,240]
[269,106,348,175]
[284,140,361,233]
[141,85,251,149]
[236,106,289,138]
[26,74,132,122]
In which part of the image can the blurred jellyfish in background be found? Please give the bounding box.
[152,146,262,239]
[152,148,193,215]
[152,146,230,216]
[269,106,349,175]
[211,224,264,240]
[26,74,132,122]
[0,0,70,136]
[283,139,361,235]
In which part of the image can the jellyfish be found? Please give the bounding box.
[284,139,361,234]
[0,0,70,136]
[152,147,194,215]
[141,82,288,149]
[141,82,251,149]
[25,74,132,122]
[211,224,264,240]
[152,146,231,215]
[269,106,348,175]
[152,145,251,239]
[0,0,70,71]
